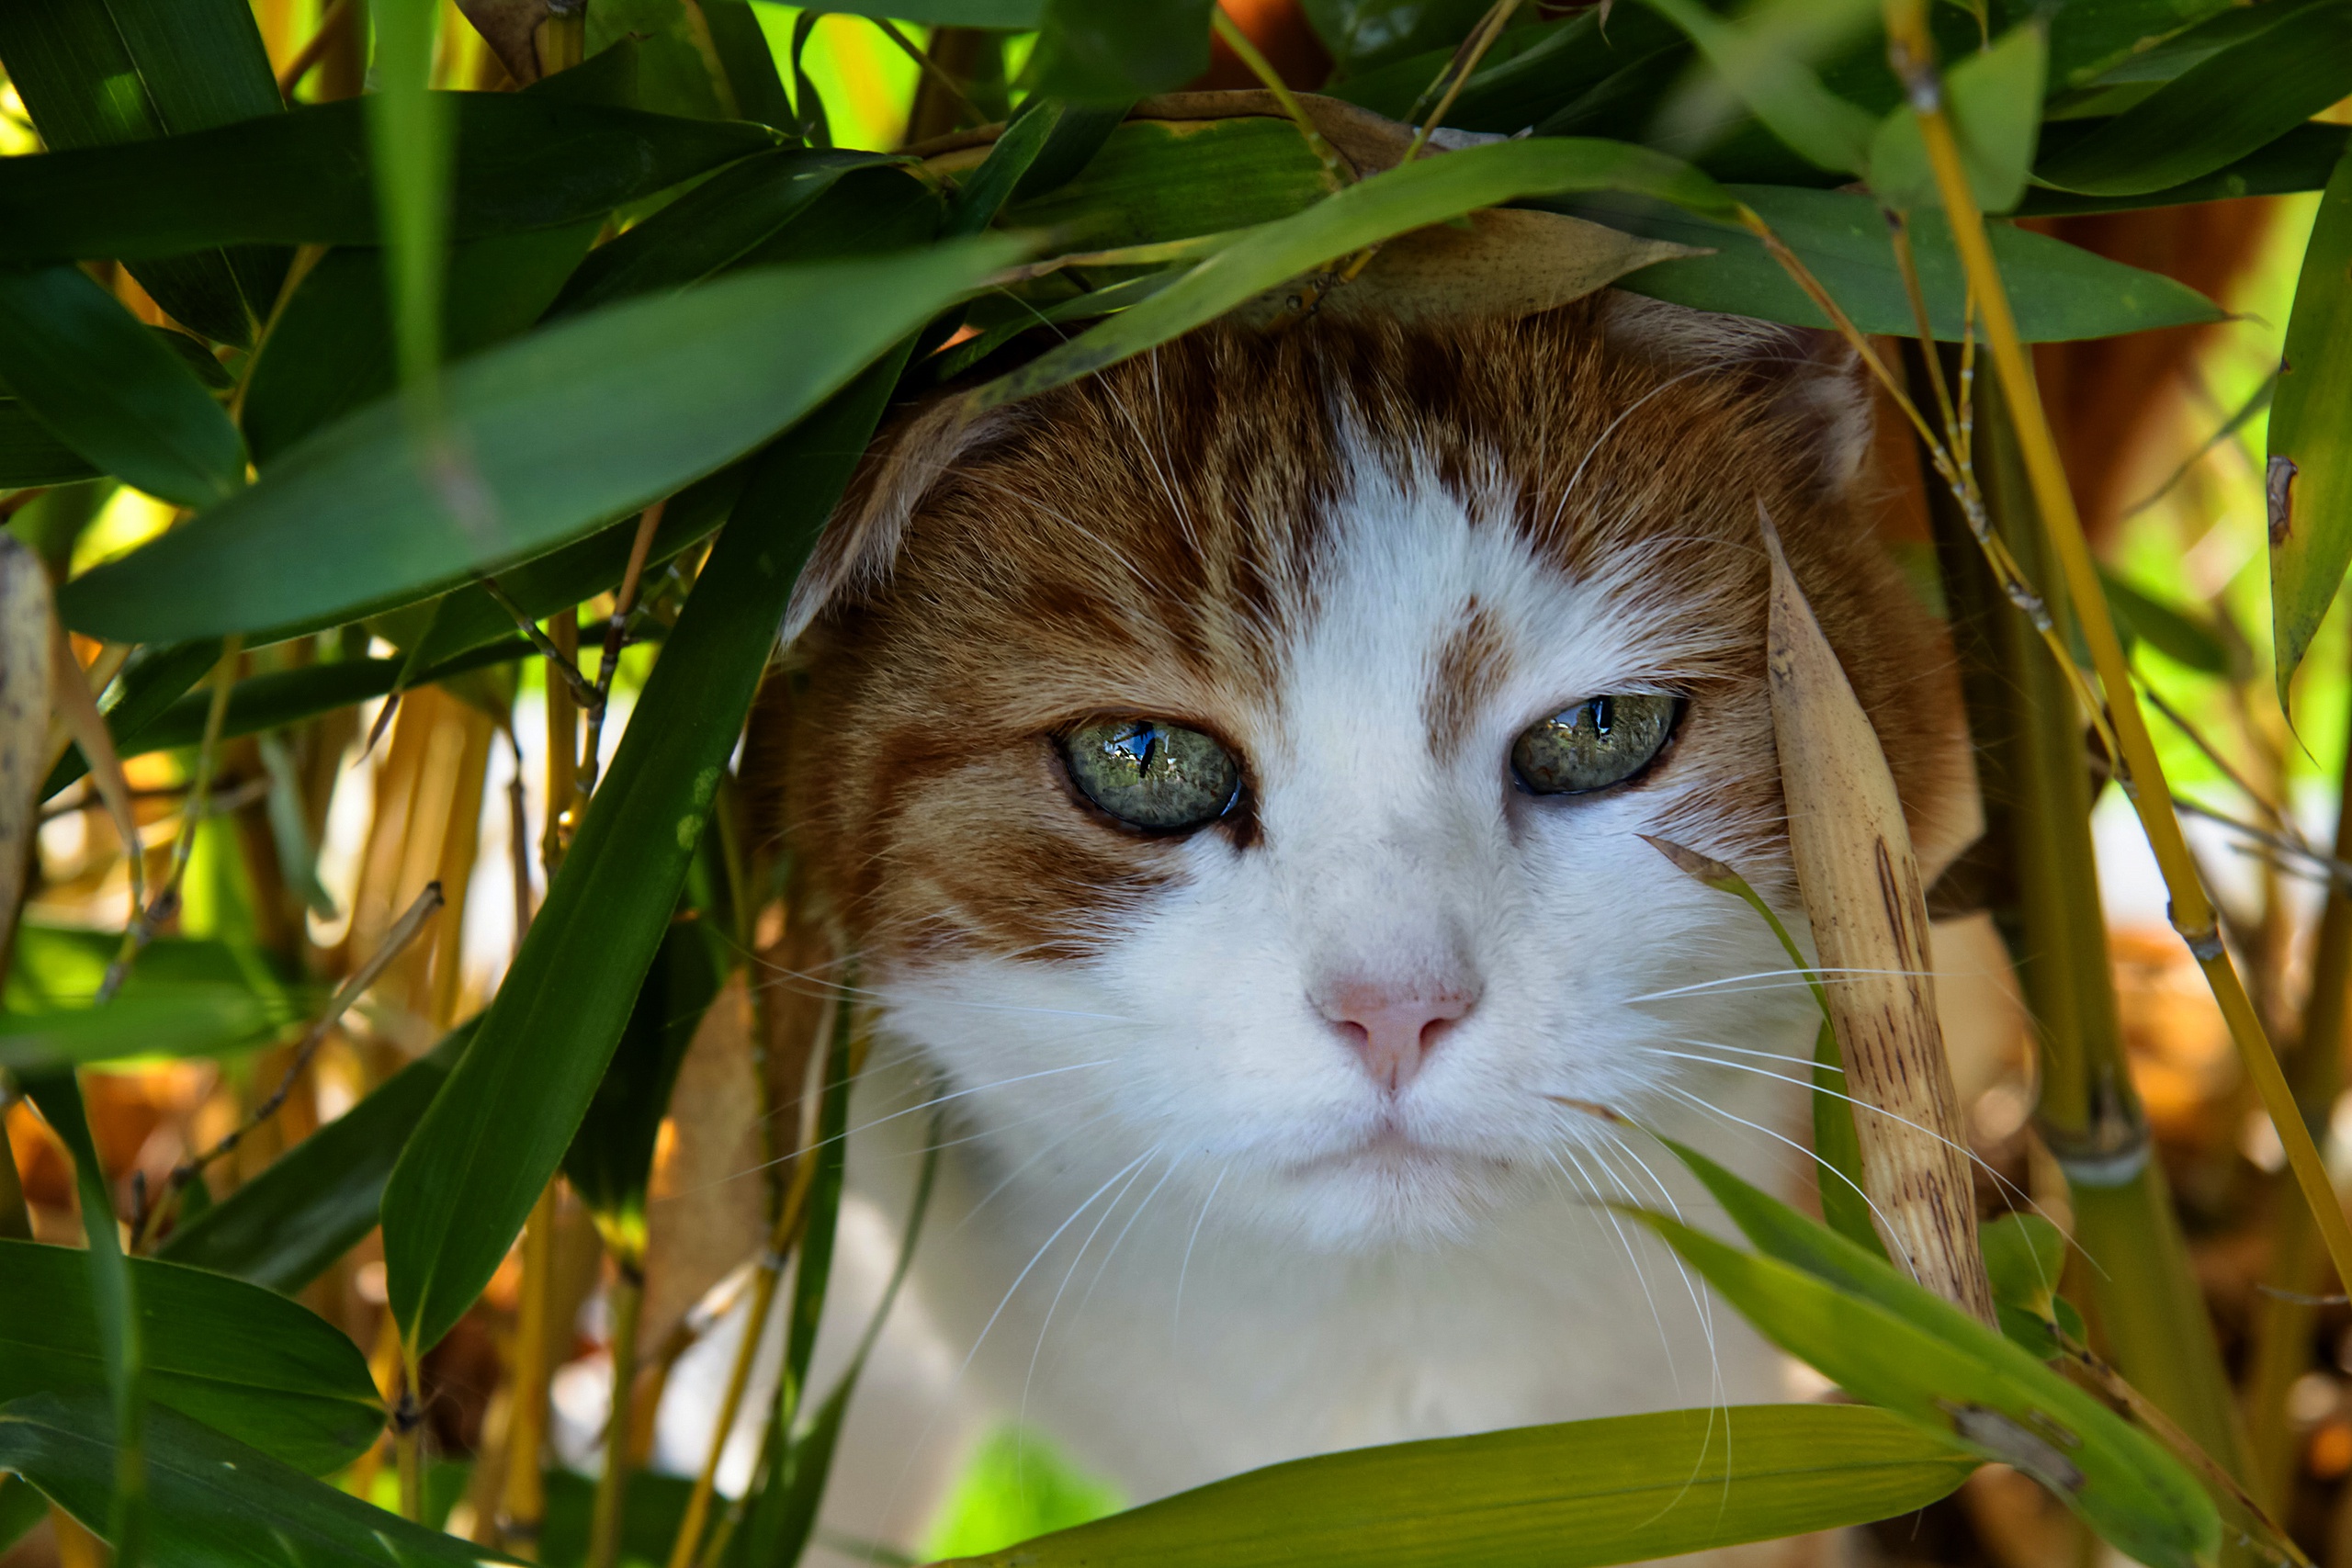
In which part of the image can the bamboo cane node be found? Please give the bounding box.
[2172,914,2226,962]
[2037,1113,2153,1190]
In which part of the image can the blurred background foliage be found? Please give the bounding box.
[3,1,2352,1566]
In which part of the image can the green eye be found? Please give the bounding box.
[1510,694,1678,795]
[1062,719,1240,830]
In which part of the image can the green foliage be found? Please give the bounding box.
[5,1,2351,1562]
[940,1404,1975,1568]
[926,1427,1125,1562]
[0,1240,382,1474]
[2268,142,2352,705]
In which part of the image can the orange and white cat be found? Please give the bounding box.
[752,294,1976,1555]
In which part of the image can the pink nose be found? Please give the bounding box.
[1316,979,1476,1092]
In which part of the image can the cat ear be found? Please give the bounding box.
[779,395,1013,648]
[1595,291,1874,491]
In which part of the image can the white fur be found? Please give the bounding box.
[799,437,1836,1556]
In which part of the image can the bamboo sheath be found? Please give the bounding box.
[1760,511,1996,1324]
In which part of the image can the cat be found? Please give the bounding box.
[746,292,1979,1559]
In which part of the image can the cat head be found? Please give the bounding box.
[754,296,1970,1249]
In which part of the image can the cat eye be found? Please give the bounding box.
[1510,694,1679,795]
[1061,719,1240,831]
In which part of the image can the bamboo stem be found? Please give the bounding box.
[2244,671,2352,1510]
[396,1345,425,1522]
[543,609,581,874]
[1883,0,2352,1302]
[497,1181,561,1557]
[662,1151,822,1568]
[1209,10,1351,187]
[586,1264,644,1568]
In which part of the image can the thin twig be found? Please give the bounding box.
[1209,10,1351,188]
[277,0,353,96]
[986,231,1244,288]
[97,637,242,1005]
[2121,368,2278,522]
[481,577,596,705]
[866,17,989,131]
[1401,0,1523,165]
[1884,0,2352,1301]
[133,880,445,1249]
[2141,677,2298,844]
[579,501,665,798]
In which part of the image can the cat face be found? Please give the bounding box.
[763,299,1966,1249]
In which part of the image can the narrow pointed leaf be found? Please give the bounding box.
[1634,1143,2220,1568]
[0,1241,380,1474]
[0,96,778,265]
[977,138,1736,409]
[58,238,1011,645]
[381,351,919,1356]
[1645,0,1877,175]
[1,400,100,487]
[1575,185,2222,340]
[2268,143,2352,705]
[1032,0,1214,101]
[160,1025,474,1295]
[937,1404,1973,1568]
[1871,22,2047,214]
[2036,0,2352,197]
[0,1393,504,1567]
[0,0,287,343]
[0,267,245,510]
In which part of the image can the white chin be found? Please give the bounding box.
[1251,1143,1527,1251]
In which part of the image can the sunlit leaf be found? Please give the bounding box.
[2268,142,2352,706]
[159,1025,474,1296]
[977,138,1736,408]
[936,1404,1973,1568]
[1870,21,2047,214]
[59,238,1013,645]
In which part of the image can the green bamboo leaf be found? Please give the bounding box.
[2100,568,2232,677]
[0,1477,44,1553]
[1645,0,1878,175]
[977,138,1737,409]
[1032,0,1214,100]
[1978,1212,2086,1359]
[58,238,1012,646]
[1637,1142,2219,1568]
[1000,117,1337,250]
[1324,11,1645,128]
[2037,0,2352,197]
[0,0,288,344]
[243,224,601,466]
[381,350,917,1357]
[938,1404,1972,1568]
[401,465,746,672]
[2,923,312,1074]
[560,922,725,1260]
[0,1241,380,1475]
[545,150,899,321]
[0,1393,506,1567]
[40,639,221,799]
[17,1076,146,1562]
[1870,21,2048,214]
[0,267,246,510]
[0,399,98,488]
[2268,142,2352,707]
[0,96,779,265]
[45,642,534,803]
[2044,0,2235,91]
[1572,184,2222,340]
[159,1025,473,1295]
[1301,0,1492,75]
[698,0,795,129]
[2018,122,2349,217]
[821,0,1042,20]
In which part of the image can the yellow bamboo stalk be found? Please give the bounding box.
[497,1181,562,1558]
[1881,0,2352,1297]
[1760,511,1995,1322]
